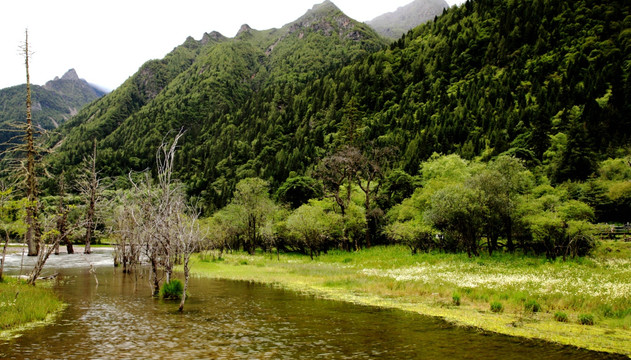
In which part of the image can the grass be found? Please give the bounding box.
[490,301,504,313]
[0,278,64,339]
[579,314,595,326]
[189,241,631,357]
[524,299,541,313]
[160,279,183,300]
[554,311,569,322]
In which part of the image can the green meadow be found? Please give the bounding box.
[189,241,631,357]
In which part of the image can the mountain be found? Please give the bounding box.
[0,69,106,148]
[47,0,630,211]
[46,1,386,198]
[42,69,107,105]
[367,0,449,39]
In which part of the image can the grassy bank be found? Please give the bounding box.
[189,242,631,357]
[0,278,64,339]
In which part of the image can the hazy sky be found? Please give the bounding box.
[1,0,464,91]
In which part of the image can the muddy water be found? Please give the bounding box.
[0,250,623,359]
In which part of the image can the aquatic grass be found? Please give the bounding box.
[160,279,183,300]
[0,278,63,335]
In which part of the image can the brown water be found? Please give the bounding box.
[0,252,625,359]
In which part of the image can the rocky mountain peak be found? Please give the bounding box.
[61,68,80,81]
[201,31,227,45]
[236,24,253,37]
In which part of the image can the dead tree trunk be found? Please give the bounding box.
[23,30,39,257]
[178,255,190,312]
[55,174,70,255]
[0,230,9,282]
[150,253,161,297]
[28,234,60,285]
[84,138,98,254]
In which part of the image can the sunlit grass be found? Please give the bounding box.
[190,241,631,356]
[0,278,64,336]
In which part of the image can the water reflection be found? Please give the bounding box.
[0,256,624,359]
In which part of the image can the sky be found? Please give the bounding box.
[1,0,464,91]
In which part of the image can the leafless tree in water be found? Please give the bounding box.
[76,138,103,254]
[174,201,204,312]
[123,130,186,296]
[28,202,80,285]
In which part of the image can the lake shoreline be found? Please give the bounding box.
[189,245,631,358]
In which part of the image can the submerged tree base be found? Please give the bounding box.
[190,244,631,357]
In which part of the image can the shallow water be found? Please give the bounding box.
[0,251,624,359]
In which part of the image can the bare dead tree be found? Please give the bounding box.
[76,138,102,254]
[0,31,55,257]
[154,130,185,283]
[28,230,59,285]
[123,130,185,296]
[127,172,163,296]
[174,202,204,312]
[111,195,143,274]
[28,199,80,285]
[54,172,71,255]
[21,29,40,257]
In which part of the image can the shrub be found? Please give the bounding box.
[452,292,461,306]
[578,314,594,325]
[554,311,568,322]
[490,301,503,313]
[524,299,541,313]
[160,279,183,300]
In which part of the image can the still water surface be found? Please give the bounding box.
[0,250,624,359]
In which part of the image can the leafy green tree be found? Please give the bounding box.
[519,184,597,259]
[385,218,437,254]
[275,175,323,209]
[486,155,535,253]
[425,183,485,256]
[231,178,277,254]
[524,212,566,260]
[378,169,419,210]
[598,157,631,181]
[286,200,342,259]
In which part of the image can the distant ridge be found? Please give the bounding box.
[0,69,105,149]
[367,0,448,39]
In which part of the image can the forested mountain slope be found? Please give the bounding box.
[48,0,630,211]
[47,1,385,199]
